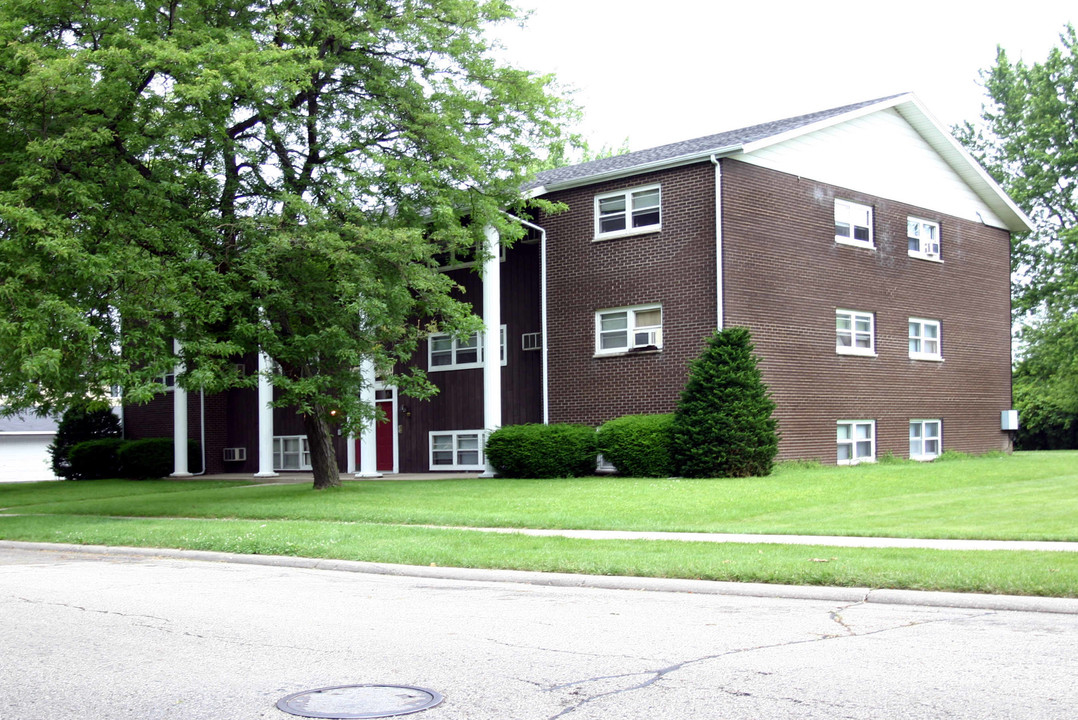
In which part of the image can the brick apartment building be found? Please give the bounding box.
[123,93,1031,475]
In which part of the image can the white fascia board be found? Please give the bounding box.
[739,94,914,155]
[894,97,1033,234]
[533,144,744,195]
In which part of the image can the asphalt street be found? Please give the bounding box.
[1,545,1076,720]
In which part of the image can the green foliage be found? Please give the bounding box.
[485,424,597,478]
[956,25,1078,451]
[670,327,778,478]
[68,438,126,480]
[935,450,972,462]
[596,414,674,477]
[0,0,571,489]
[955,24,1078,317]
[118,438,202,479]
[1013,313,1078,449]
[48,406,121,480]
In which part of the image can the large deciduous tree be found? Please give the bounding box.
[956,24,1078,447]
[0,0,568,487]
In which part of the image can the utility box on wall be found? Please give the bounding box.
[1001,410,1019,431]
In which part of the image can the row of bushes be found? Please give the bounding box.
[483,415,676,479]
[68,438,202,480]
[485,328,778,479]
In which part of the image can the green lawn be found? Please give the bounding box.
[2,451,1077,597]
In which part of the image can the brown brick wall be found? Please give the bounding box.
[721,159,1013,461]
[539,163,719,425]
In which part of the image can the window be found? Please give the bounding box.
[273,436,311,471]
[596,305,663,355]
[521,332,542,351]
[907,217,941,260]
[428,325,507,371]
[595,185,661,238]
[429,430,484,470]
[837,421,875,464]
[836,310,875,356]
[834,199,873,247]
[909,420,942,460]
[908,318,942,360]
[156,373,176,391]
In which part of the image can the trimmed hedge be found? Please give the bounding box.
[48,406,122,480]
[119,438,202,479]
[68,438,126,480]
[597,413,674,477]
[484,423,598,478]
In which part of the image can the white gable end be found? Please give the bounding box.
[735,108,1007,229]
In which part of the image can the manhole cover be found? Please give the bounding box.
[276,684,444,719]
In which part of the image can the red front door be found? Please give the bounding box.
[356,399,394,473]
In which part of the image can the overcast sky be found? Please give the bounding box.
[492,0,1075,153]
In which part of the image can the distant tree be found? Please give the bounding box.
[0,0,570,488]
[955,24,1078,447]
[48,406,122,480]
[670,328,778,478]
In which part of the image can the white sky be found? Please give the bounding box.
[492,0,1076,153]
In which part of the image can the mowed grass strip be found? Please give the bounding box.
[1,514,1075,597]
[4,452,1077,540]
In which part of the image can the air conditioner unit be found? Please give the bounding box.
[924,241,940,257]
[521,332,542,351]
[223,447,247,462]
[633,329,661,348]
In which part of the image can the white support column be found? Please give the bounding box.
[346,432,357,474]
[355,358,381,477]
[255,351,278,477]
[171,340,191,477]
[480,225,502,478]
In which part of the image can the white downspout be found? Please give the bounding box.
[711,155,724,330]
[503,212,549,424]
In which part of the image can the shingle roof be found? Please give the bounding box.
[528,94,907,191]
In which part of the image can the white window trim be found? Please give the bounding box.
[428,430,485,470]
[834,199,874,248]
[837,420,876,465]
[835,309,877,357]
[594,184,662,241]
[595,304,663,356]
[273,435,312,471]
[907,217,942,262]
[908,317,943,361]
[909,419,942,461]
[428,325,507,372]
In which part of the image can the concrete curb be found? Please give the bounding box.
[4,540,1077,615]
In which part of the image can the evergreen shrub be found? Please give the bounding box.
[670,327,778,478]
[68,438,126,480]
[48,406,122,479]
[119,438,202,479]
[484,423,598,478]
[596,413,674,477]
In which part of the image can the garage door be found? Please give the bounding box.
[0,434,58,482]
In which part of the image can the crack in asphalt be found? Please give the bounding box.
[543,604,997,719]
[10,596,170,623]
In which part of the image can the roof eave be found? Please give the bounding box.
[531,144,744,195]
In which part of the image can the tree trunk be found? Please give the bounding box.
[304,409,341,489]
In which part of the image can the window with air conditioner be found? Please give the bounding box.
[595,305,663,355]
[907,217,941,261]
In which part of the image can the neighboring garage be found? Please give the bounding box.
[0,414,59,482]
